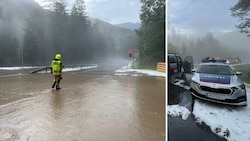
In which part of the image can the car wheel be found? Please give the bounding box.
[182,72,186,77]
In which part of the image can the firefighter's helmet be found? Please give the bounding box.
[55,54,61,60]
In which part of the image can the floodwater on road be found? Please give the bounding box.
[0,73,165,141]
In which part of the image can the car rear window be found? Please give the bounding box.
[197,65,234,75]
[168,55,177,63]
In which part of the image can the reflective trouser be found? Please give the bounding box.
[54,75,61,86]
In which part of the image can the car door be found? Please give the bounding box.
[176,56,183,74]
[168,55,178,75]
[183,56,193,73]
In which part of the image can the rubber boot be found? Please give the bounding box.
[56,85,61,90]
[52,81,56,88]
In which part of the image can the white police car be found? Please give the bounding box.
[190,59,247,106]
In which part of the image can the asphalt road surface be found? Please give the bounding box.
[0,60,165,141]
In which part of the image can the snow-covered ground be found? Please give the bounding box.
[168,105,190,120]
[0,66,35,70]
[115,66,166,77]
[168,79,250,141]
[115,62,166,77]
[0,63,165,77]
[37,65,98,73]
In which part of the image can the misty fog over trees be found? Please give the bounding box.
[0,0,137,66]
[168,0,250,64]
[168,28,250,64]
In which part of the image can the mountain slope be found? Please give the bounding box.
[116,22,141,30]
[90,18,137,50]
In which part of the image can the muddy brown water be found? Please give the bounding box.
[0,73,165,141]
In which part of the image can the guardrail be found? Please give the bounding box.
[156,62,165,72]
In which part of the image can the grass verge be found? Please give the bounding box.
[231,64,250,84]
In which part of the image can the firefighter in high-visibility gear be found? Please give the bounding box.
[51,54,64,90]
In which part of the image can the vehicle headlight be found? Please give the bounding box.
[191,80,199,86]
[232,84,245,90]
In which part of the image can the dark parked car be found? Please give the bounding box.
[168,53,193,82]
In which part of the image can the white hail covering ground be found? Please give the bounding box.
[0,63,165,77]
[0,67,34,70]
[48,65,98,73]
[167,105,190,120]
[115,67,166,77]
[0,66,98,72]
[115,62,166,77]
[168,79,250,141]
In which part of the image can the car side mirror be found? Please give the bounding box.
[192,68,196,73]
[236,71,242,75]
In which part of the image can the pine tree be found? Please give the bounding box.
[71,0,89,33]
[51,1,68,54]
[231,0,250,36]
[71,0,86,17]
[137,0,165,67]
[67,0,90,62]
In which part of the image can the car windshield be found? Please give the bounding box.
[197,64,234,75]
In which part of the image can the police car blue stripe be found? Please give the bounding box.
[200,73,231,84]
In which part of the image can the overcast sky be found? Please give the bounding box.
[34,0,142,24]
[85,0,142,24]
[168,0,239,35]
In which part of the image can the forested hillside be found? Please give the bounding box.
[0,0,136,66]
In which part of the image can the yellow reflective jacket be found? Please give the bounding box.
[51,59,63,75]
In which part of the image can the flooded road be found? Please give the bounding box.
[0,73,165,141]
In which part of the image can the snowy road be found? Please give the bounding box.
[168,74,250,141]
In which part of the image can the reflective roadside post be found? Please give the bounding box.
[128,50,133,68]
[128,50,133,58]
[128,50,140,69]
